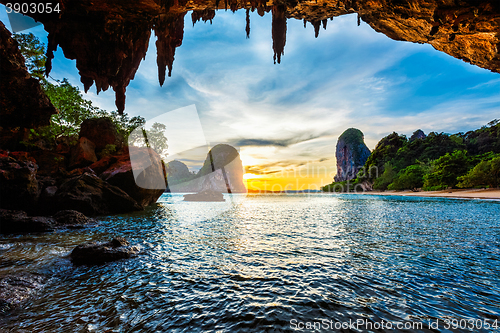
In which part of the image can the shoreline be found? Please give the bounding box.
[359,188,500,201]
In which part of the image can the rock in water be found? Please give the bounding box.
[99,146,165,208]
[334,128,371,182]
[70,237,138,266]
[54,173,142,216]
[197,144,246,193]
[0,273,46,313]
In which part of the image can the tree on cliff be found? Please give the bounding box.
[13,33,145,145]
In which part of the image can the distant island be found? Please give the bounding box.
[323,120,500,193]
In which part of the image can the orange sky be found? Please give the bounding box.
[242,158,337,191]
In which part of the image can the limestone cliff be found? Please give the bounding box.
[334,128,371,182]
[166,144,246,193]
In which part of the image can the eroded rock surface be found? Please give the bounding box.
[334,128,371,182]
[0,273,46,313]
[2,0,497,113]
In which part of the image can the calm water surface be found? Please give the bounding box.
[1,194,499,332]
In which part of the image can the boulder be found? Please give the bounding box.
[79,117,122,151]
[69,137,97,169]
[70,237,138,266]
[54,172,142,216]
[0,156,39,211]
[30,150,66,176]
[334,128,371,182]
[99,147,165,207]
[0,209,54,234]
[0,273,46,313]
[53,210,96,229]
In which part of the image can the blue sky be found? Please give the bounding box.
[2,7,500,188]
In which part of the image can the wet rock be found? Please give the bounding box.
[0,273,45,313]
[79,117,123,151]
[70,237,138,266]
[69,137,97,169]
[53,210,95,229]
[99,147,165,208]
[0,209,54,234]
[0,156,39,212]
[54,172,142,216]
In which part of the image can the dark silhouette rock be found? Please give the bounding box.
[69,137,98,169]
[30,150,66,176]
[99,147,165,208]
[410,129,427,142]
[0,22,56,131]
[334,128,371,182]
[53,210,96,229]
[183,189,225,202]
[197,144,246,193]
[79,117,122,151]
[70,237,138,266]
[0,156,39,212]
[0,273,45,313]
[0,209,54,234]
[54,173,142,216]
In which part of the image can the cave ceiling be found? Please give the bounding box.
[2,0,500,113]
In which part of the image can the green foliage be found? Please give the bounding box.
[362,132,407,181]
[14,33,146,149]
[463,120,500,155]
[98,144,117,159]
[457,156,500,188]
[13,33,46,80]
[423,150,470,190]
[387,163,426,191]
[129,122,168,159]
[372,162,396,190]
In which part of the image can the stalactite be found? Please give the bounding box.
[357,13,361,26]
[246,9,251,38]
[272,4,286,64]
[311,20,321,38]
[45,33,58,77]
[230,0,238,13]
[155,13,186,87]
[322,19,328,30]
[192,9,216,26]
[81,76,93,93]
[114,85,126,114]
[304,19,307,28]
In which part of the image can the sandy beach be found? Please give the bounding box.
[361,188,500,201]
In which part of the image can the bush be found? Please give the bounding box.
[423,150,470,189]
[457,156,500,188]
[373,162,396,190]
[388,164,426,190]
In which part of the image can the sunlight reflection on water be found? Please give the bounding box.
[1,194,499,332]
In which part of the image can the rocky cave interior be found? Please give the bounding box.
[1,0,500,217]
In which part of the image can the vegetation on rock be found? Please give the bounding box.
[323,121,500,192]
